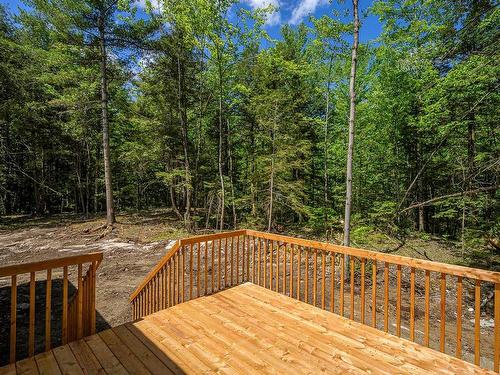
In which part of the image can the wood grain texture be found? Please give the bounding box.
[3,283,495,375]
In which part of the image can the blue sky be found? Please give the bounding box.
[2,0,382,43]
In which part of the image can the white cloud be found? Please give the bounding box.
[289,0,327,25]
[136,0,161,12]
[246,0,281,26]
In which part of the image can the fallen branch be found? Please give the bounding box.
[400,185,499,213]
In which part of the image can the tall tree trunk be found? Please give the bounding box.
[323,55,333,231]
[343,0,359,247]
[462,111,476,249]
[217,47,225,231]
[75,153,85,215]
[268,104,277,232]
[227,119,237,227]
[177,52,191,230]
[98,12,115,226]
[416,141,425,231]
[250,120,257,217]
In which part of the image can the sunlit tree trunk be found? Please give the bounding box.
[324,55,333,231]
[343,0,359,247]
[98,11,115,226]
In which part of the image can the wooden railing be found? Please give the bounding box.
[130,229,500,372]
[130,230,249,320]
[0,252,103,363]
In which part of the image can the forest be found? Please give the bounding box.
[0,0,498,252]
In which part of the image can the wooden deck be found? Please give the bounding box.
[0,283,494,374]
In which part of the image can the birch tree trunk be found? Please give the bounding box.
[324,55,333,231]
[98,11,115,226]
[217,49,225,231]
[343,0,359,247]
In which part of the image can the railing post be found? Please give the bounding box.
[90,261,97,335]
[10,275,17,363]
[494,282,499,372]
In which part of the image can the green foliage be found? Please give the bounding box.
[0,0,497,246]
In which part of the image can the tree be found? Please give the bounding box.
[343,0,360,246]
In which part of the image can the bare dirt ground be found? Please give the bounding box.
[0,211,194,330]
[0,210,496,369]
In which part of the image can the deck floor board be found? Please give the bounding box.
[1,283,495,374]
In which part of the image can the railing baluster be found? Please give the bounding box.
[290,244,294,298]
[276,241,280,293]
[396,264,401,337]
[160,267,164,309]
[331,253,335,313]
[147,283,150,315]
[456,276,462,358]
[361,259,365,324]
[257,238,262,286]
[211,240,215,294]
[475,279,481,366]
[424,270,430,347]
[440,273,446,352]
[177,252,181,303]
[283,243,287,294]
[297,246,301,300]
[45,268,52,351]
[236,236,240,285]
[197,242,201,297]
[174,251,178,303]
[77,264,83,339]
[340,255,345,316]
[241,235,244,283]
[181,247,185,302]
[247,236,251,282]
[205,240,208,294]
[155,273,159,312]
[350,257,354,320]
[313,249,317,306]
[494,282,499,372]
[189,243,193,300]
[384,262,389,333]
[230,237,234,287]
[62,266,68,344]
[10,275,17,363]
[410,267,415,340]
[269,241,273,290]
[218,238,222,291]
[372,261,377,328]
[264,240,268,289]
[305,248,309,304]
[168,260,172,307]
[321,252,326,310]
[91,262,96,333]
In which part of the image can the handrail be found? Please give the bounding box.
[246,229,500,283]
[0,252,103,277]
[179,229,247,245]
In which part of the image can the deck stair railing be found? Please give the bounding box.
[0,252,103,363]
[131,229,500,372]
[130,230,249,319]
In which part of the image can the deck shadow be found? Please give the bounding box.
[0,278,110,366]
